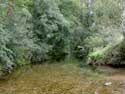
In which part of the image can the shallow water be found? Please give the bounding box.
[108,68,125,81]
[0,63,123,94]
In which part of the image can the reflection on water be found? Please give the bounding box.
[0,63,123,94]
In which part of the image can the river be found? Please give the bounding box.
[0,63,124,94]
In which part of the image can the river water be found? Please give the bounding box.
[0,63,124,94]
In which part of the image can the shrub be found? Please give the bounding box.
[70,26,90,60]
[32,0,70,61]
[0,25,16,75]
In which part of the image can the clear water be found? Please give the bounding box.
[0,63,122,94]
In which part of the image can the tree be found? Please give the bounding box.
[86,0,94,28]
[32,0,69,61]
[0,0,34,74]
[121,0,125,37]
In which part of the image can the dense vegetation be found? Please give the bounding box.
[0,0,123,75]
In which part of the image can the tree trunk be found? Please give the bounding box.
[86,0,94,16]
[86,0,94,29]
[121,0,125,37]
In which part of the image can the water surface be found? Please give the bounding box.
[0,63,123,94]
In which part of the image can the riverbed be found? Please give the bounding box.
[0,63,124,94]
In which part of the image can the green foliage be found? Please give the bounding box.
[6,7,33,65]
[0,0,34,74]
[58,0,81,26]
[58,0,92,60]
[0,0,123,75]
[30,43,50,63]
[94,0,120,26]
[89,51,104,61]
[0,25,16,76]
[33,0,69,61]
[70,27,90,60]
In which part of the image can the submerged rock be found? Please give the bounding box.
[104,82,112,86]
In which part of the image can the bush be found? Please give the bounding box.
[70,26,90,60]
[30,43,50,63]
[0,1,34,74]
[32,0,70,61]
[0,25,16,75]
[88,51,104,61]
